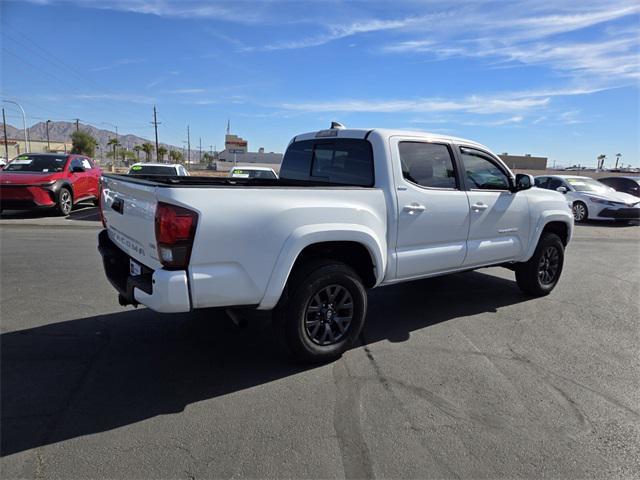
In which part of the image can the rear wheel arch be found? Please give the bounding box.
[259,228,385,310]
[290,241,378,288]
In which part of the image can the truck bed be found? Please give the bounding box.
[102,173,373,189]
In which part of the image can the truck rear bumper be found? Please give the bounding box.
[98,229,191,313]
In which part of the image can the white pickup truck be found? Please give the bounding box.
[98,124,573,362]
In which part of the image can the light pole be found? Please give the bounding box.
[46,120,52,151]
[2,99,29,152]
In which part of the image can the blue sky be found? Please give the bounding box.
[1,0,639,167]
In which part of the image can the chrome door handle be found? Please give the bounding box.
[472,202,488,211]
[404,203,426,214]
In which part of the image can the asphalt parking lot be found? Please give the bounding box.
[1,218,639,479]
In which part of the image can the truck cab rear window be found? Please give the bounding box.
[280,139,374,187]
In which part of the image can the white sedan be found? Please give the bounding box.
[535,175,640,223]
[228,166,278,180]
[128,163,190,176]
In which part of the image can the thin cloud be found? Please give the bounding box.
[276,83,623,116]
[279,95,550,115]
[90,58,145,72]
[381,3,640,84]
[163,88,207,94]
[26,0,269,24]
[40,93,156,104]
[245,16,433,51]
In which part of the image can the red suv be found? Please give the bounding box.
[0,153,102,216]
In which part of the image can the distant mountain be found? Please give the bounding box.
[1,120,181,155]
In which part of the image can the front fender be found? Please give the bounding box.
[522,210,574,261]
[257,223,386,310]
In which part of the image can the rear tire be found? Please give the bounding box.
[572,201,588,223]
[515,233,564,296]
[273,259,367,363]
[56,187,73,216]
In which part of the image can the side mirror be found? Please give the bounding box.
[71,166,85,173]
[556,186,567,194]
[513,173,533,192]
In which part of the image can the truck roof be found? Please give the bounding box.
[130,163,181,168]
[293,127,489,151]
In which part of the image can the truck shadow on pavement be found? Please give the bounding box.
[1,270,528,457]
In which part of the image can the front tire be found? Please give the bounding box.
[56,187,73,216]
[572,201,588,223]
[515,233,564,296]
[274,260,367,363]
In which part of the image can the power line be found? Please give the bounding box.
[1,29,147,122]
[1,50,145,128]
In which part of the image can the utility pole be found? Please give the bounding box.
[151,105,161,161]
[75,118,80,132]
[209,144,213,155]
[2,108,9,161]
[199,137,202,164]
[46,120,52,151]
[187,125,191,164]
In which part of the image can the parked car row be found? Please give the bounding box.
[0,152,637,224]
[0,156,191,216]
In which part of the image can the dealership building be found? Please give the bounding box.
[217,126,283,165]
[1,138,73,159]
[498,153,548,170]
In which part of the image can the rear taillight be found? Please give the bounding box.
[155,202,198,269]
[98,178,106,228]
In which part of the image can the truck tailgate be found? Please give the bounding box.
[101,175,162,270]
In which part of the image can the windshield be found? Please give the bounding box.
[129,165,176,175]
[4,154,67,173]
[565,177,613,193]
[230,168,277,179]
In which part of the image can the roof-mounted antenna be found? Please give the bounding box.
[330,121,345,130]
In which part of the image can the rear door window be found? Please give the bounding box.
[399,142,458,189]
[280,139,374,186]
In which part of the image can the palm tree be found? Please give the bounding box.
[157,145,168,162]
[169,149,184,164]
[133,145,142,161]
[106,137,121,172]
[141,142,154,162]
